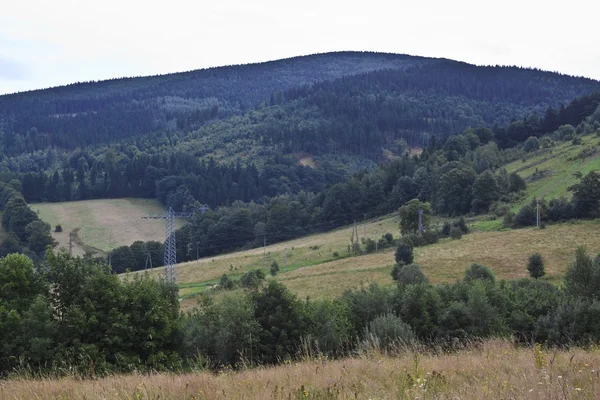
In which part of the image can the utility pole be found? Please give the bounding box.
[145,252,153,270]
[418,209,424,237]
[196,241,201,260]
[142,207,193,284]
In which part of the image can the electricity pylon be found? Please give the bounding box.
[142,208,192,284]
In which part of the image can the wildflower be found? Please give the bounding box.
[575,388,582,391]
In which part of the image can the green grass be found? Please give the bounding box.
[165,215,600,310]
[505,135,600,209]
[32,198,181,255]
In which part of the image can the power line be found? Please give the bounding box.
[142,207,192,284]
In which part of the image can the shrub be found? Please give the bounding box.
[219,274,235,290]
[464,263,496,284]
[332,251,339,258]
[564,246,600,299]
[572,135,582,145]
[404,234,426,247]
[527,253,545,279]
[362,237,377,253]
[383,233,394,244]
[54,225,63,233]
[524,136,540,152]
[270,261,279,276]
[441,221,452,237]
[394,241,414,265]
[364,313,415,351]
[422,230,439,245]
[513,204,536,227]
[450,227,463,240]
[453,217,469,234]
[392,263,428,285]
[546,197,574,222]
[255,269,266,280]
[503,211,515,227]
[240,270,261,289]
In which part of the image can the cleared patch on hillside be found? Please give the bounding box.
[506,135,600,209]
[32,199,180,254]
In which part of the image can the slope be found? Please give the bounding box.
[32,198,181,255]
[506,134,600,208]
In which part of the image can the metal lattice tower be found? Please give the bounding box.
[142,207,192,284]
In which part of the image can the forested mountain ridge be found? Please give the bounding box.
[1,51,599,156]
[0,52,432,150]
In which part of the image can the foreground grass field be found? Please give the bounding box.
[32,198,181,255]
[144,217,600,309]
[3,340,599,399]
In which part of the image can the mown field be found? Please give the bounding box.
[3,340,599,399]
[32,198,181,255]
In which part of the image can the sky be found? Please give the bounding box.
[1,0,599,95]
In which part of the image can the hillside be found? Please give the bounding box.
[506,135,600,208]
[1,52,599,159]
[32,198,180,256]
[129,211,599,309]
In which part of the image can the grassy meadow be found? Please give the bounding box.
[3,340,600,399]
[32,198,182,255]
[137,216,600,310]
[504,135,600,209]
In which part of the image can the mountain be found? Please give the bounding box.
[1,51,599,156]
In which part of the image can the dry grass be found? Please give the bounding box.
[32,198,182,254]
[3,340,600,399]
[168,220,600,307]
[139,215,401,288]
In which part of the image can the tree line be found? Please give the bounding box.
[2,246,600,375]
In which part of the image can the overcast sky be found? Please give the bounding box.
[1,0,599,95]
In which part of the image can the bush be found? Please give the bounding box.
[362,238,377,253]
[513,204,536,227]
[453,217,469,234]
[524,136,540,152]
[450,227,463,240]
[394,241,414,265]
[404,234,426,247]
[383,233,394,244]
[503,211,515,227]
[54,225,63,233]
[392,264,428,285]
[441,221,452,237]
[241,270,261,289]
[219,273,235,290]
[464,263,496,284]
[527,253,545,279]
[422,230,439,245]
[255,269,266,280]
[546,197,574,222]
[572,135,582,145]
[364,313,415,351]
[332,251,339,258]
[270,261,280,276]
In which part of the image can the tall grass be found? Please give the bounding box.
[3,340,600,399]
